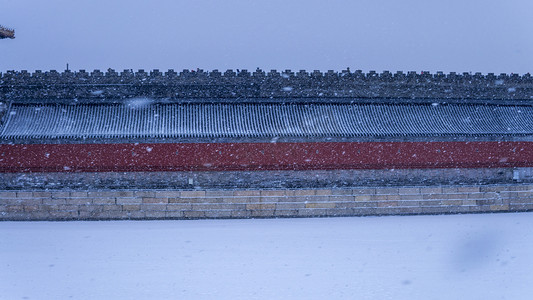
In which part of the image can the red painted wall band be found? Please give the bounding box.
[1,142,532,173]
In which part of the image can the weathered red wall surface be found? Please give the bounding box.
[1,142,532,172]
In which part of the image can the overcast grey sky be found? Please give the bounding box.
[1,0,532,74]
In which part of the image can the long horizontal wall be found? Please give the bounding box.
[2,69,532,101]
[2,142,533,172]
[2,184,533,221]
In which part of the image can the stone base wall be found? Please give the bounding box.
[2,184,533,221]
[3,168,532,190]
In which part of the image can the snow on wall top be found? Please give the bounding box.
[1,102,532,142]
[1,69,532,102]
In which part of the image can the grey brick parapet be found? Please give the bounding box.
[2,184,532,221]
[1,69,532,102]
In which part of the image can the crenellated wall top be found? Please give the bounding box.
[1,69,532,101]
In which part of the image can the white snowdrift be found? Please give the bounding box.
[1,213,532,299]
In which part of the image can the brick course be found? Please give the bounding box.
[1,184,533,221]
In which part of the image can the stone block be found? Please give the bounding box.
[274,210,299,217]
[510,203,533,210]
[260,196,287,203]
[16,192,33,198]
[140,204,168,211]
[289,189,316,196]
[48,210,78,220]
[352,207,377,216]
[490,205,509,211]
[398,188,420,195]
[114,191,135,197]
[298,208,328,217]
[57,204,80,212]
[352,188,376,195]
[508,198,533,204]
[419,200,441,207]
[28,211,52,220]
[5,198,41,205]
[116,197,143,204]
[183,210,206,218]
[78,205,104,213]
[462,199,477,206]
[32,191,52,197]
[134,191,156,198]
[154,191,181,198]
[233,190,261,197]
[330,189,353,195]
[396,200,420,207]
[166,203,192,211]
[377,201,398,208]
[51,192,70,198]
[42,198,66,205]
[144,211,167,219]
[375,188,399,195]
[180,191,206,198]
[87,191,119,198]
[346,201,376,208]
[103,205,122,211]
[92,197,116,204]
[231,210,251,218]
[122,205,141,211]
[400,194,424,200]
[355,195,372,201]
[261,190,286,197]
[204,210,234,218]
[276,202,306,210]
[327,208,354,216]
[0,191,17,198]
[420,187,443,194]
[23,205,40,212]
[1,212,30,220]
[205,190,234,197]
[70,191,88,197]
[305,202,336,209]
[124,211,146,219]
[423,194,446,200]
[446,193,468,200]
[251,209,275,217]
[329,195,354,202]
[467,193,486,199]
[222,197,252,204]
[6,205,24,213]
[143,197,168,204]
[480,186,507,193]
[165,211,184,218]
[276,196,305,202]
[246,203,276,210]
[192,203,245,210]
[371,195,388,201]
[440,200,464,206]
[67,198,93,205]
[376,206,401,215]
[457,186,480,193]
[315,189,333,196]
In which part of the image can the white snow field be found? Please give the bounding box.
[1,213,533,300]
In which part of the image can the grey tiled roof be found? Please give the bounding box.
[1,102,532,140]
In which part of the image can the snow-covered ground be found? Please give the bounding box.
[1,213,532,300]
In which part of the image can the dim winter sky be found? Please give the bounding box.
[1,0,533,74]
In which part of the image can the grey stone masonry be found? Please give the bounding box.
[1,69,532,103]
[1,184,532,221]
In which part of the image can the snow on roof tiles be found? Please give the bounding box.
[1,102,532,141]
